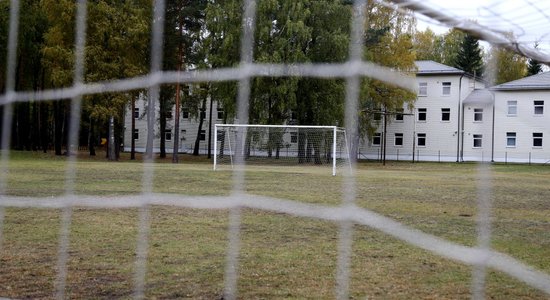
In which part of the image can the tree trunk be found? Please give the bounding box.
[39,102,49,153]
[298,129,306,163]
[30,102,39,151]
[207,92,213,159]
[159,97,167,158]
[54,101,63,156]
[88,117,96,156]
[173,9,185,163]
[145,91,155,160]
[108,115,116,161]
[131,96,136,160]
[193,97,207,156]
[172,85,181,163]
[313,132,322,165]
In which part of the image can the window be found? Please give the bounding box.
[290,132,298,143]
[418,82,427,96]
[534,100,544,115]
[394,133,403,146]
[441,108,450,122]
[506,132,516,147]
[417,108,427,121]
[395,108,404,122]
[133,129,139,140]
[474,108,483,122]
[373,110,382,121]
[165,109,173,119]
[182,107,189,119]
[507,101,517,116]
[165,129,172,141]
[134,108,139,119]
[442,82,451,96]
[216,130,224,142]
[200,129,206,141]
[181,129,187,141]
[417,133,426,147]
[533,132,543,147]
[217,102,224,119]
[473,134,482,148]
[372,133,381,146]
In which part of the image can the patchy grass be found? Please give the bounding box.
[1,151,549,299]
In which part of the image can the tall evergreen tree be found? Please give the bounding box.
[454,34,484,77]
[527,58,543,76]
[161,0,207,160]
[527,43,543,76]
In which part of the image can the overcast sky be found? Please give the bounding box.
[413,0,550,53]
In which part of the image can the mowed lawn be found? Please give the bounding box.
[1,151,549,299]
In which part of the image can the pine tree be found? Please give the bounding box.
[527,43,543,76]
[527,58,543,76]
[454,34,484,77]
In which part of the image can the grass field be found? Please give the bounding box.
[1,151,549,299]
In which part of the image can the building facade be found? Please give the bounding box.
[359,60,488,162]
[123,62,550,163]
[123,93,224,154]
[491,72,550,163]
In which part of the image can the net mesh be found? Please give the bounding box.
[214,125,350,175]
[1,0,550,299]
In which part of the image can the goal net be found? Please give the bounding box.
[214,125,350,175]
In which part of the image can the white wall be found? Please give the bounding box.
[123,93,224,154]
[359,74,485,162]
[493,90,550,163]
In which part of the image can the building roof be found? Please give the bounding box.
[415,60,464,75]
[463,89,494,105]
[490,72,550,91]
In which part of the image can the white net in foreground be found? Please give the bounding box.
[1,0,550,299]
[214,125,350,176]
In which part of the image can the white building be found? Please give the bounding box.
[359,60,487,162]
[491,72,550,163]
[123,62,550,164]
[123,93,224,154]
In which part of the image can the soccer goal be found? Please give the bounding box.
[213,124,350,176]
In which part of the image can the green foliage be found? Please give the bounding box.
[0,1,8,91]
[412,28,467,67]
[526,43,543,76]
[485,46,527,85]
[454,34,484,77]
[412,28,444,62]
[360,2,417,136]
[206,0,415,134]
[440,29,466,66]
[84,1,151,124]
[41,0,75,88]
[527,58,543,76]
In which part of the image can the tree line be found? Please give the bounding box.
[0,0,544,161]
[413,27,544,85]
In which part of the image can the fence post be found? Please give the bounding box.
[438,150,441,163]
[529,152,531,165]
[397,149,399,161]
[417,149,420,162]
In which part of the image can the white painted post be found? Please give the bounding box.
[332,126,337,176]
[213,124,218,170]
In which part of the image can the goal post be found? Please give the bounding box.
[214,124,350,176]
